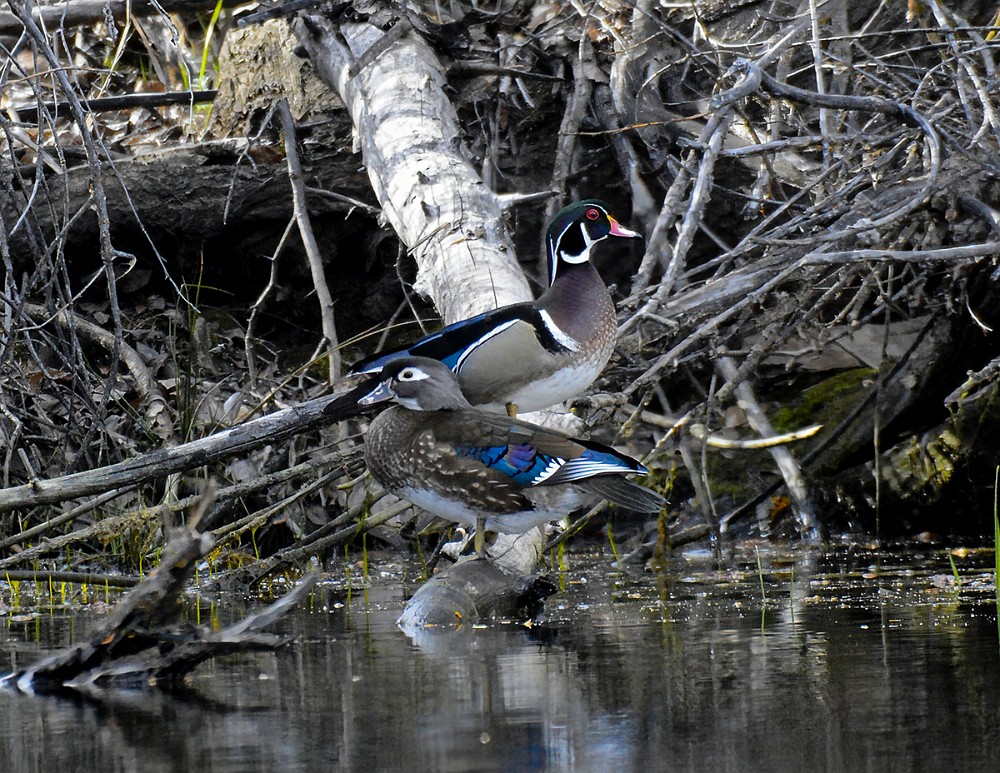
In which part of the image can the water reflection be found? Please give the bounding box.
[1,547,998,772]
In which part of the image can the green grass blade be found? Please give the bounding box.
[994,466,999,657]
[199,0,226,89]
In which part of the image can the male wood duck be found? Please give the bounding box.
[325,357,664,554]
[348,200,641,415]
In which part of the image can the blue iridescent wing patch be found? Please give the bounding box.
[456,442,646,487]
[347,303,573,376]
[458,443,551,487]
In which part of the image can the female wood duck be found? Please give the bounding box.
[348,200,640,415]
[326,357,664,554]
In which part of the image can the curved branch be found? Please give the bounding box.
[721,59,942,232]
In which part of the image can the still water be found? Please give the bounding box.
[1,544,998,772]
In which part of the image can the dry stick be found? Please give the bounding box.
[540,35,594,274]
[632,154,696,293]
[21,302,174,442]
[627,36,771,314]
[699,372,721,536]
[0,401,23,489]
[305,187,381,214]
[211,466,345,543]
[246,217,296,391]
[800,242,1000,264]
[281,486,386,551]
[544,500,608,553]
[13,5,125,427]
[659,110,735,301]
[449,61,565,83]
[807,0,832,168]
[677,428,715,532]
[0,508,158,572]
[0,447,362,569]
[0,0,247,32]
[715,356,817,539]
[11,90,217,123]
[0,487,131,551]
[872,265,895,534]
[946,355,1000,405]
[0,391,348,513]
[2,569,139,587]
[278,99,340,383]
[228,499,413,586]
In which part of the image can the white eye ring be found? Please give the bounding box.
[397,367,429,381]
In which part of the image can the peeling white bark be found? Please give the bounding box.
[296,17,532,323]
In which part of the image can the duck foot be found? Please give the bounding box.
[439,525,493,561]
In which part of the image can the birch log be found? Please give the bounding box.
[295,16,532,324]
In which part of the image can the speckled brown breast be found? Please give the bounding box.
[364,407,534,516]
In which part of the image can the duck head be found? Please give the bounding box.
[356,357,473,412]
[546,200,641,283]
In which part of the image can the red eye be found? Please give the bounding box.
[586,208,600,220]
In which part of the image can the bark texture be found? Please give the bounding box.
[296,15,533,323]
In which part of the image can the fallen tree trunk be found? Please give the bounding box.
[3,144,370,280]
[294,14,533,323]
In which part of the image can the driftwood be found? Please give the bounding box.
[397,557,555,634]
[0,390,347,513]
[2,501,316,695]
[11,90,217,123]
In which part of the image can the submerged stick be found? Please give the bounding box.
[2,493,317,694]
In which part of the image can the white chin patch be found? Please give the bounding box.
[559,224,596,264]
[395,396,424,410]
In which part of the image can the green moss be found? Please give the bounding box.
[770,368,876,433]
[882,427,962,503]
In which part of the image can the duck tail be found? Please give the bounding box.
[579,477,665,512]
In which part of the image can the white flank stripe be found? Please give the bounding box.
[538,310,582,352]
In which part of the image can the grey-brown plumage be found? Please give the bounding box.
[348,200,640,413]
[349,357,664,539]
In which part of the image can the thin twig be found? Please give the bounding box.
[278,98,341,383]
[715,356,817,539]
[11,90,216,123]
[540,35,594,275]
